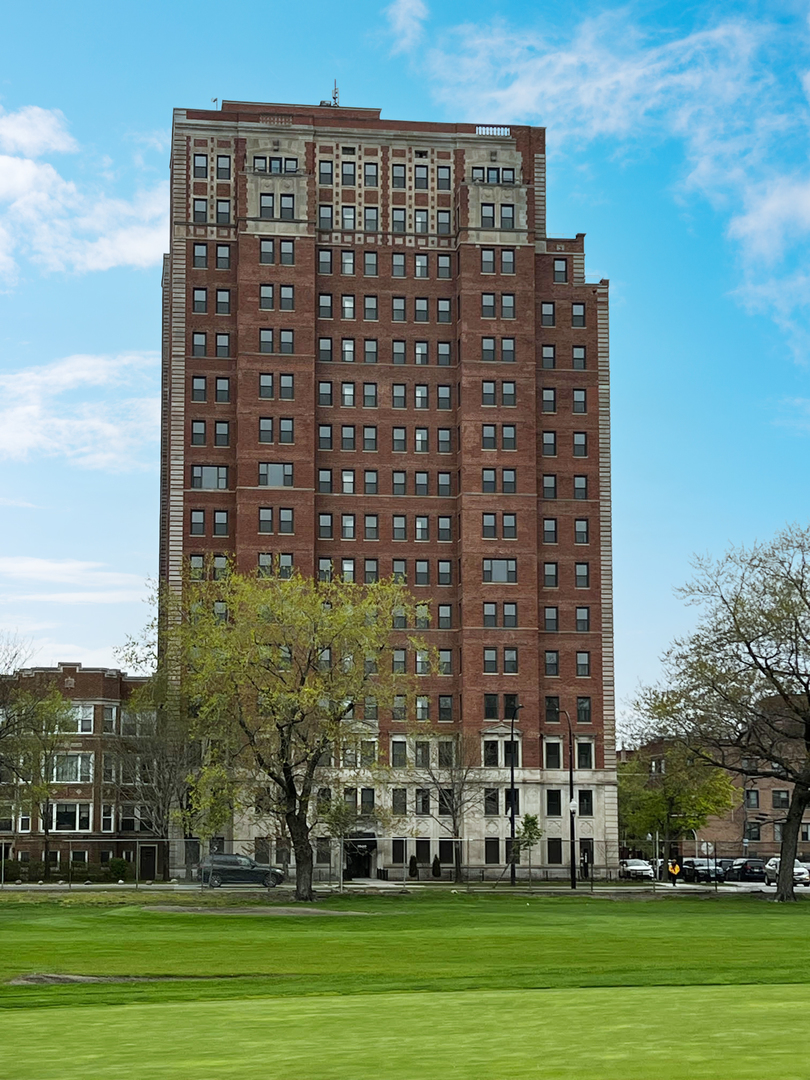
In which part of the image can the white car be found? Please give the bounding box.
[764,858,810,886]
[620,859,655,880]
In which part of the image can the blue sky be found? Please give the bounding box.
[1,0,809,724]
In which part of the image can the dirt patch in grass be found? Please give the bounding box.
[148,904,368,916]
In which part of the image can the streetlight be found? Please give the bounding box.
[560,709,577,891]
[509,702,523,886]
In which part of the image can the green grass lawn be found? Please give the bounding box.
[2,891,809,1078]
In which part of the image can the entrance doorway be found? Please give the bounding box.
[139,845,157,880]
[344,835,377,879]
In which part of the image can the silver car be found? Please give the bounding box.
[620,858,655,880]
[764,857,810,887]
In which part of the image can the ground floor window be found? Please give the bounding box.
[485,838,500,864]
[548,838,563,864]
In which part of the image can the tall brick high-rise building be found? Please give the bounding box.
[160,99,618,877]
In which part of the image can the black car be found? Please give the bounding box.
[200,854,284,888]
[724,858,766,882]
[681,858,725,883]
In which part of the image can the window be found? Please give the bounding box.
[415,384,429,410]
[259,463,293,488]
[437,256,452,281]
[483,741,499,767]
[545,696,560,724]
[482,293,496,318]
[502,424,516,450]
[415,561,430,585]
[213,511,228,536]
[364,252,378,277]
[318,469,332,493]
[190,509,205,535]
[319,514,333,539]
[573,433,588,457]
[415,428,429,453]
[392,340,406,365]
[577,697,592,724]
[744,822,761,841]
[192,288,207,314]
[501,294,515,319]
[193,198,207,223]
[437,298,452,323]
[553,258,567,283]
[500,204,514,229]
[483,558,517,583]
[744,788,760,809]
[541,302,555,326]
[504,648,518,674]
[437,166,451,190]
[482,425,497,450]
[364,469,378,494]
[279,330,294,354]
[393,515,407,541]
[548,838,563,864]
[259,417,274,444]
[438,604,452,629]
[54,802,92,831]
[573,519,589,545]
[364,162,378,187]
[54,753,93,783]
[392,208,406,233]
[542,389,556,414]
[318,204,333,230]
[501,250,515,274]
[191,376,206,402]
[544,606,558,632]
[543,432,557,457]
[341,425,355,450]
[575,563,590,588]
[576,607,590,632]
[481,203,495,228]
[193,153,207,178]
[545,651,559,677]
[362,425,377,451]
[214,421,229,446]
[258,508,273,534]
[217,155,230,180]
[278,418,294,444]
[484,648,498,674]
[437,385,451,410]
[438,471,452,496]
[319,160,333,185]
[547,790,562,816]
[416,790,431,816]
[542,345,555,370]
[573,346,586,370]
[544,562,558,588]
[414,209,428,233]
[773,790,790,809]
[542,518,558,545]
[260,193,274,219]
[415,515,429,541]
[280,194,295,220]
[216,199,230,224]
[392,164,406,188]
[341,513,355,539]
[438,516,451,541]
[573,389,587,414]
[572,303,586,327]
[364,514,378,540]
[191,420,205,446]
[392,297,406,321]
[574,475,588,500]
[392,471,406,495]
[191,465,228,490]
[193,242,207,268]
[341,160,356,186]
[280,240,294,265]
[216,289,230,315]
[577,742,593,769]
[414,298,428,322]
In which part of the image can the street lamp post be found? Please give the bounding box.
[509,703,523,886]
[560,709,577,891]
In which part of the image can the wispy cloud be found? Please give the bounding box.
[0,105,78,156]
[420,9,810,356]
[385,0,429,54]
[0,351,159,471]
[0,557,144,588]
[0,106,167,282]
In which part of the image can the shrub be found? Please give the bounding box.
[432,855,442,879]
[108,857,132,881]
[408,854,419,879]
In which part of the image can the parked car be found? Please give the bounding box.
[764,858,810,887]
[200,854,284,888]
[681,858,725,883]
[723,858,766,882]
[620,859,655,880]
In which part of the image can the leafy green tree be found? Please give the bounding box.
[157,569,422,901]
[634,524,810,900]
[512,814,543,888]
[619,743,737,868]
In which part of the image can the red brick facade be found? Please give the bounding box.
[160,101,618,873]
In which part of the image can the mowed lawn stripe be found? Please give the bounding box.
[1,984,810,1080]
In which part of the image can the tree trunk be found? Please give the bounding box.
[42,801,51,881]
[776,781,810,902]
[287,812,314,901]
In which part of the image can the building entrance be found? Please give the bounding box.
[344,835,377,879]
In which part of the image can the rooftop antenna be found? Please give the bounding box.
[211,98,218,108]
[332,80,339,107]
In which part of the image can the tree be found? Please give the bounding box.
[512,814,543,889]
[618,742,737,869]
[635,524,810,901]
[408,731,482,882]
[0,687,76,878]
[158,569,423,901]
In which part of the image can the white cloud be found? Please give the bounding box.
[16,591,146,605]
[0,497,38,508]
[0,352,159,471]
[386,0,429,54]
[0,105,77,156]
[420,9,810,355]
[0,107,167,281]
[0,557,144,588]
